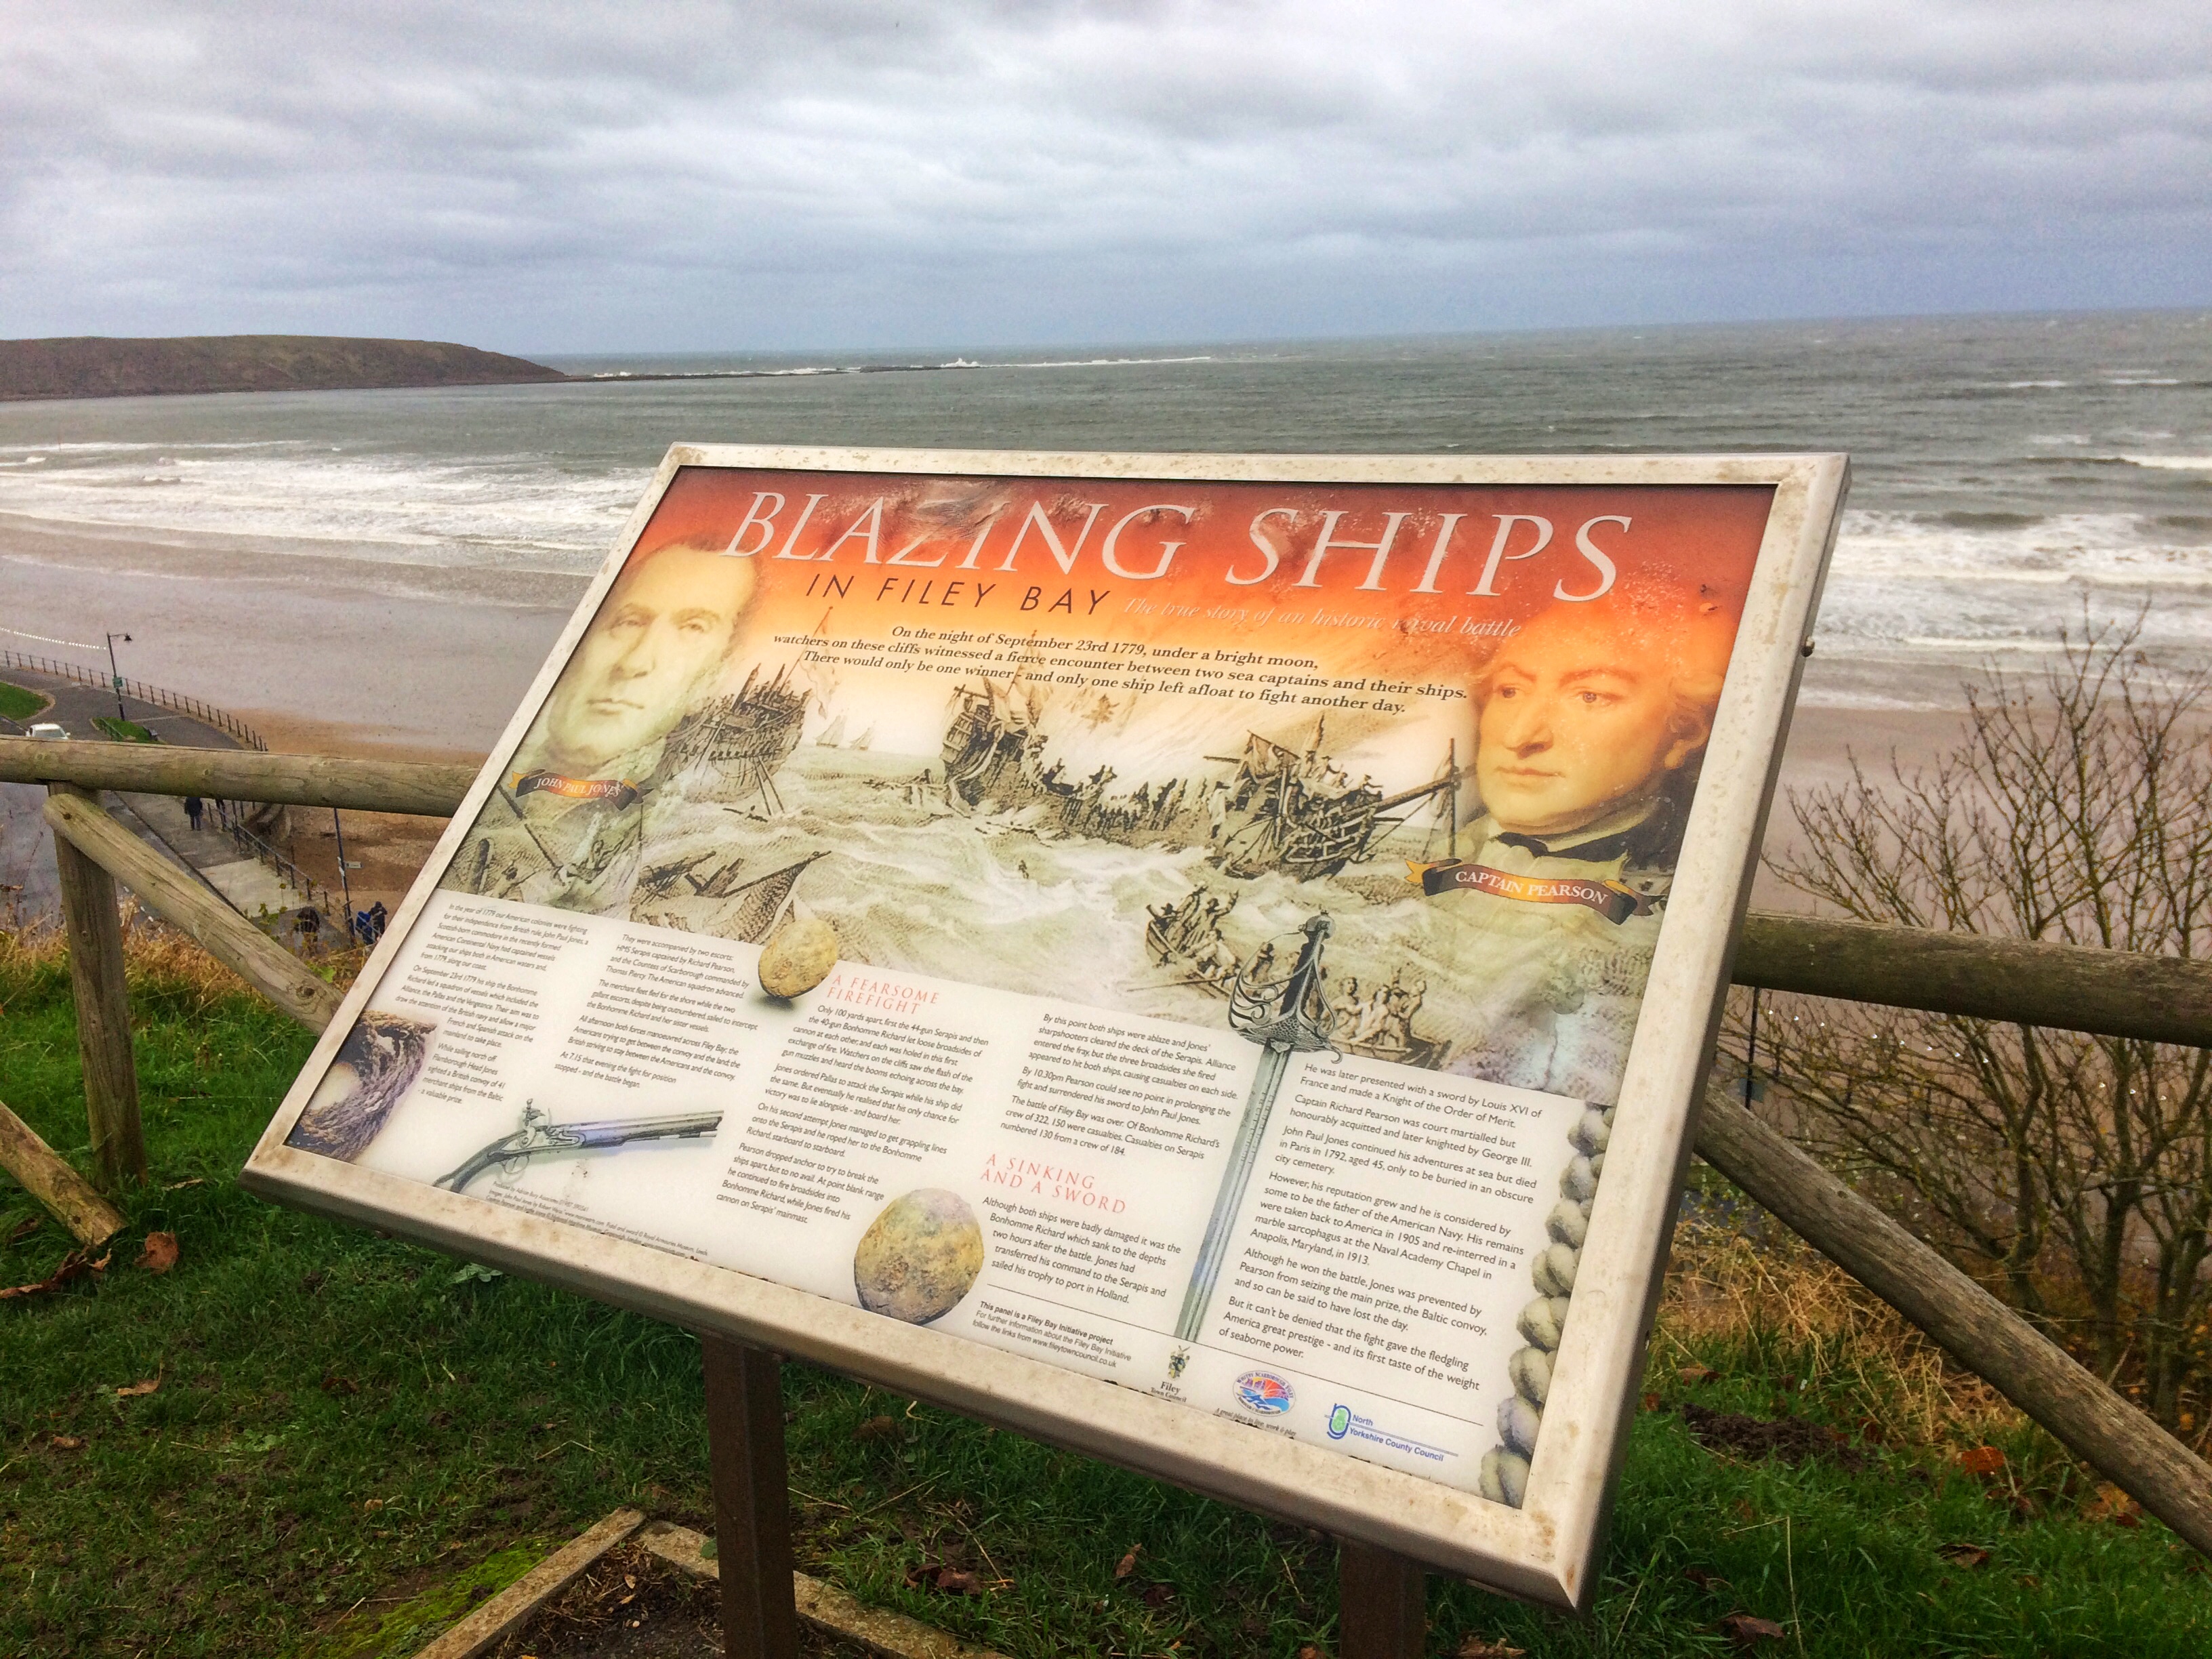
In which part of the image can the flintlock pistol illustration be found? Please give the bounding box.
[434,1101,724,1194]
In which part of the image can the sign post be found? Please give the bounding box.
[703,1338,799,1659]
[243,445,1846,1614]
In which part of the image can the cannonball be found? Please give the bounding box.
[1509,1345,1552,1407]
[758,915,839,998]
[1517,1295,1571,1352]
[1532,1241,1580,1297]
[1479,1448,1530,1508]
[853,1189,985,1324]
[1547,1197,1590,1250]
[1497,1393,1542,1458]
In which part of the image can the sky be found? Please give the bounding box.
[3,1,2209,354]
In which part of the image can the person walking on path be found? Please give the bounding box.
[184,796,204,831]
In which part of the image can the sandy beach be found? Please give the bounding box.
[4,514,1980,918]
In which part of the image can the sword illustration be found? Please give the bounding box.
[1174,914,1336,1340]
[434,1100,724,1194]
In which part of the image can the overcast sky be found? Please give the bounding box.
[3,1,2207,353]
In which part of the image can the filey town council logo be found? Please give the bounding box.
[1235,1372,1294,1414]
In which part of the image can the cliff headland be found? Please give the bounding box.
[0,334,567,401]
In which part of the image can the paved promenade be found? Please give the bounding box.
[1,665,325,937]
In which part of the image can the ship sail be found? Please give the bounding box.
[815,713,848,747]
[852,726,874,751]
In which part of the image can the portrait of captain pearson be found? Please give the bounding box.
[444,537,758,915]
[1435,581,1736,1103]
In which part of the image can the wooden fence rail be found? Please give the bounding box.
[6,735,2209,1048]
[7,735,2212,1563]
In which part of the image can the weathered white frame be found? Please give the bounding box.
[242,445,1847,1608]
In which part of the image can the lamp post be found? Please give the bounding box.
[104,632,133,722]
[332,808,358,943]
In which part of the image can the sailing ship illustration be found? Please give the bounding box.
[659,664,809,810]
[1209,718,1458,881]
[852,725,874,752]
[814,712,848,747]
[941,678,1052,808]
[630,849,828,940]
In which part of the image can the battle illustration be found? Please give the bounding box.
[435,469,1753,1111]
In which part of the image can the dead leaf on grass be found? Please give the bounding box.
[853,1414,900,1442]
[136,1232,179,1274]
[1718,1612,1786,1646]
[1115,1544,1141,1579]
[1936,1543,1990,1569]
[1955,1445,2006,1477]
[115,1376,161,1399]
[7,1215,42,1244]
[165,1178,204,1191]
[1456,1637,1527,1658]
[1683,1566,1729,1591]
[50,1434,85,1450]
[321,1374,359,1396]
[0,1248,110,1300]
[1678,1364,1719,1385]
[2085,1483,2141,1525]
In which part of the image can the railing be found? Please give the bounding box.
[0,649,270,752]
[222,815,339,926]
[3,733,2211,1563]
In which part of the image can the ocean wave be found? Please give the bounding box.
[2116,454,2212,470]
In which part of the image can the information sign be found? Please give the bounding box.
[243,447,1845,1606]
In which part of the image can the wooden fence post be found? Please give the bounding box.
[46,782,146,1193]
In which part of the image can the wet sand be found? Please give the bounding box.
[5,517,1975,916]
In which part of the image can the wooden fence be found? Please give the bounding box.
[3,733,2210,1597]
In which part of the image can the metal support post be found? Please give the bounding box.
[47,782,145,1193]
[702,1336,798,1659]
[1338,1538,1425,1659]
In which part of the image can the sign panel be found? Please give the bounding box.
[243,447,1845,1605]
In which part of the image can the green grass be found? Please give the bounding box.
[0,679,52,722]
[3,941,2207,1657]
[90,716,161,743]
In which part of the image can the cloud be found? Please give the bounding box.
[1,1,2207,349]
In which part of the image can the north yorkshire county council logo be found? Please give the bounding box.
[1167,1347,1191,1380]
[1235,1372,1294,1415]
[1327,1404,1352,1439]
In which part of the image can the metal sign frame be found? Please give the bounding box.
[242,445,1846,1608]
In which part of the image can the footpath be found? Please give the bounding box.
[1,664,329,945]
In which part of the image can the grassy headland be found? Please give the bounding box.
[1,927,2205,1657]
[0,336,566,402]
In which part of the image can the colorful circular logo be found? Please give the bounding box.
[1235,1371,1295,1414]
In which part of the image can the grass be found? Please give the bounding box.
[3,926,2207,1657]
[0,679,53,723]
[90,716,161,744]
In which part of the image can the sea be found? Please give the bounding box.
[2,309,2209,710]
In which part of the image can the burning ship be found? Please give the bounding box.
[659,663,809,811]
[1210,719,1459,882]
[941,678,1055,809]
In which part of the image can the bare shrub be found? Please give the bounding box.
[1745,617,2212,1435]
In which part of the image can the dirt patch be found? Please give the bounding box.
[488,1544,873,1659]
[1676,1402,1870,1472]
